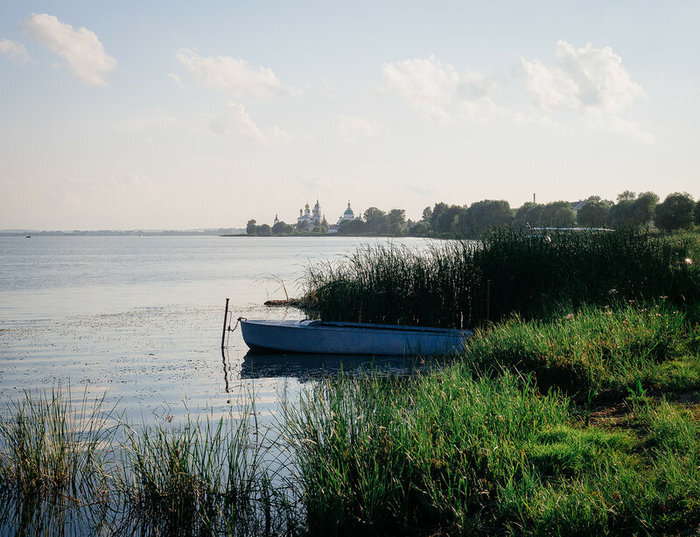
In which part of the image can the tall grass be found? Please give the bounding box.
[0,305,697,537]
[283,364,699,536]
[0,388,114,498]
[0,388,116,534]
[115,408,294,536]
[461,306,700,401]
[0,391,296,536]
[477,228,698,322]
[305,229,700,327]
[306,240,479,327]
[283,370,571,536]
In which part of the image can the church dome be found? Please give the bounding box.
[343,201,354,218]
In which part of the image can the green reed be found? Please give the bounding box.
[476,228,699,322]
[0,388,114,499]
[0,391,296,536]
[304,229,700,327]
[282,371,570,535]
[0,388,116,535]
[115,407,295,536]
[306,240,479,327]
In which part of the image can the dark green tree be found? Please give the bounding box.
[514,202,544,228]
[456,200,512,237]
[608,191,657,229]
[633,191,659,230]
[542,201,576,227]
[576,196,612,228]
[654,192,695,231]
[409,220,430,236]
[608,199,635,228]
[429,202,449,232]
[386,209,406,235]
[338,218,367,235]
[246,219,257,235]
[617,190,636,201]
[363,207,386,233]
[429,203,462,234]
[272,221,294,235]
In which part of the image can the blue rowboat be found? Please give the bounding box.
[238,318,471,356]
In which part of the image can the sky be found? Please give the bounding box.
[1,1,699,230]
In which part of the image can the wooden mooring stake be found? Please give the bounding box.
[221,298,230,350]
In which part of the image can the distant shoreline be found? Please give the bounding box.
[0,228,246,237]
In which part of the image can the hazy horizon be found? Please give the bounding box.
[2,2,699,230]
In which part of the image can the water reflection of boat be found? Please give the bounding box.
[241,351,436,381]
[239,319,471,356]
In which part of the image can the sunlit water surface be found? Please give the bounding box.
[0,235,430,425]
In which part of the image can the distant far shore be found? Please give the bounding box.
[0,228,245,237]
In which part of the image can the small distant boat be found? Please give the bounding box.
[238,318,472,356]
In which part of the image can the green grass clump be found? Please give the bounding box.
[524,425,631,478]
[461,306,699,401]
[306,240,479,327]
[116,409,292,536]
[0,388,113,498]
[0,389,115,535]
[0,391,296,536]
[283,371,569,535]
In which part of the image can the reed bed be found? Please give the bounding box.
[304,229,700,327]
[114,408,295,536]
[0,388,116,534]
[0,393,295,536]
[0,388,114,499]
[306,240,479,327]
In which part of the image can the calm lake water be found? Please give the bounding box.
[0,235,428,424]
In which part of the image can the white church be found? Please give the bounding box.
[327,201,356,233]
[274,200,356,233]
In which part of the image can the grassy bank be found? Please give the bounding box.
[461,305,699,403]
[305,229,700,327]
[285,371,698,536]
[282,305,699,536]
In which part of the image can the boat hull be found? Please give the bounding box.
[239,319,471,356]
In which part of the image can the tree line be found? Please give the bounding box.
[247,191,700,238]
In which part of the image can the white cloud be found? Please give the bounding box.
[382,55,501,123]
[0,38,30,63]
[167,73,184,88]
[337,115,384,140]
[25,13,115,86]
[208,101,289,143]
[176,48,297,98]
[520,41,646,113]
